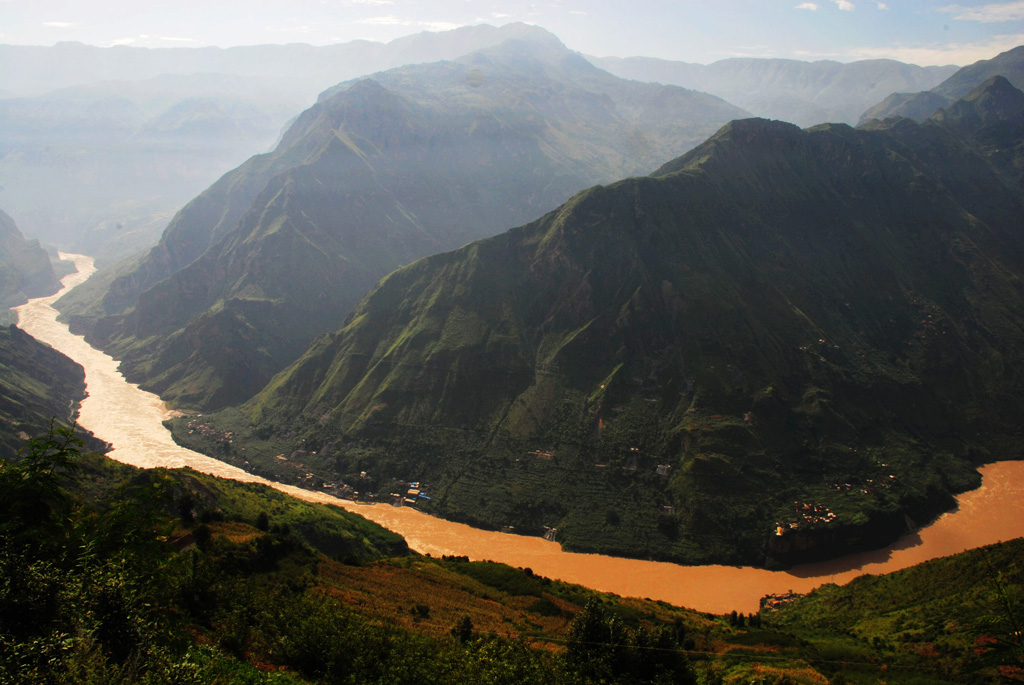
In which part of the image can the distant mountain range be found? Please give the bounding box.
[59,30,748,410]
[589,55,957,127]
[174,76,1024,566]
[0,24,569,260]
[0,23,568,99]
[859,45,1024,123]
[0,74,306,262]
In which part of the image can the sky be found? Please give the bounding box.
[1,0,1022,66]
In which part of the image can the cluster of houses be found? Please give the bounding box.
[774,500,837,536]
[825,472,897,497]
[760,591,802,611]
[391,482,431,507]
[184,418,233,445]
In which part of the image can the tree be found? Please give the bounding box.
[0,419,82,547]
[452,614,474,643]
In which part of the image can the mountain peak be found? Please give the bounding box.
[931,74,1024,134]
[652,117,804,176]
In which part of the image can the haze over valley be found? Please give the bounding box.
[5,4,1024,681]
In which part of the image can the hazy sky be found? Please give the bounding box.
[2,0,1022,66]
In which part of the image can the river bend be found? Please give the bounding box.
[15,253,1024,614]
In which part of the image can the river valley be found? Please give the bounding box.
[15,253,1024,614]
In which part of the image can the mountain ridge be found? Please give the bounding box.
[589,55,957,127]
[177,79,1024,566]
[859,44,1024,124]
[62,35,749,410]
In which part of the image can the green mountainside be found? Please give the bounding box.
[859,44,1024,124]
[176,78,1024,567]
[61,32,747,411]
[771,538,1024,682]
[0,208,60,316]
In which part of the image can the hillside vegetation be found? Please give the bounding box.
[3,427,1023,683]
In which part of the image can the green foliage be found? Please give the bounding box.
[165,471,409,560]
[565,599,697,684]
[771,538,1024,681]
[0,420,83,547]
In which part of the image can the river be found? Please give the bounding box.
[15,253,1024,614]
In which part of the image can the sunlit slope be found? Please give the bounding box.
[66,32,747,411]
[235,82,1024,565]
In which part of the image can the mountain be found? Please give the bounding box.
[0,325,90,460]
[0,23,569,99]
[0,24,605,258]
[182,78,1024,567]
[62,31,748,411]
[589,55,957,127]
[0,209,60,317]
[859,44,1024,124]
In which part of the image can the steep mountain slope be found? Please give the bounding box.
[0,325,88,460]
[199,80,1024,566]
[0,209,60,318]
[859,44,1024,124]
[590,55,956,127]
[66,32,747,410]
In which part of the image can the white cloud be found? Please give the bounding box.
[834,0,855,10]
[356,15,407,25]
[42,21,75,28]
[940,1,1024,22]
[569,10,587,14]
[795,2,819,9]
[158,36,199,42]
[354,16,461,31]
[346,0,394,4]
[877,2,889,8]
[105,37,137,46]
[492,12,511,18]
[421,21,461,31]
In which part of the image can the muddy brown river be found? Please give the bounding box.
[15,253,1024,614]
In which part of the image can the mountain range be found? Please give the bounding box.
[859,45,1024,123]
[170,75,1024,567]
[59,30,749,410]
[0,74,306,262]
[589,55,957,127]
[0,24,577,260]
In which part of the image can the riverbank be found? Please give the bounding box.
[14,253,1024,614]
